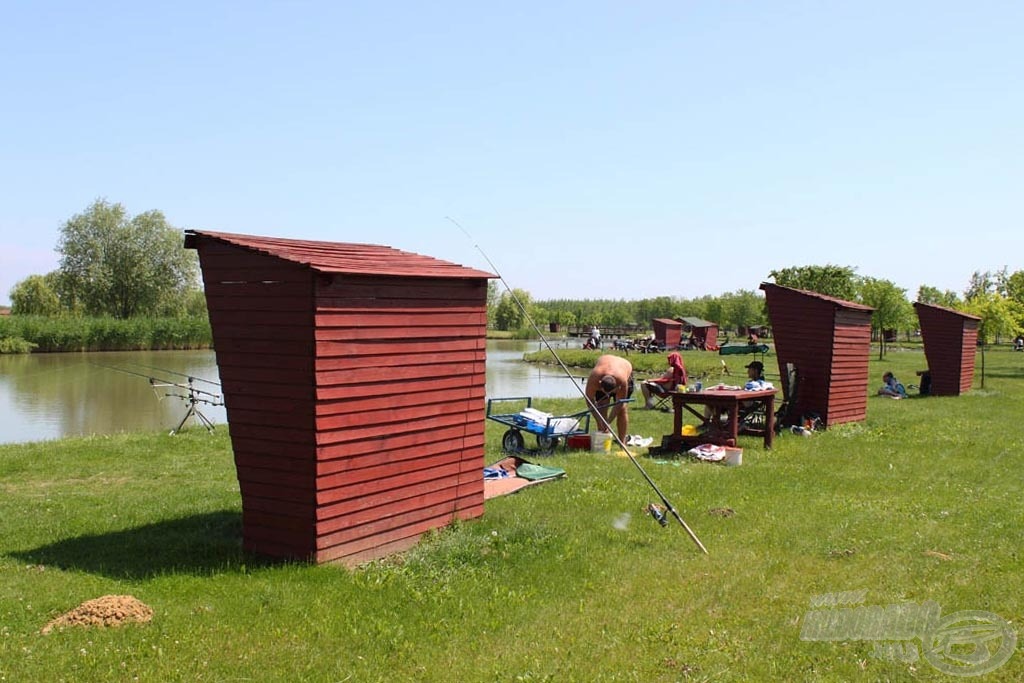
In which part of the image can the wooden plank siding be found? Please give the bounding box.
[310,273,488,563]
[913,302,980,396]
[761,283,873,427]
[185,230,494,565]
[652,318,682,347]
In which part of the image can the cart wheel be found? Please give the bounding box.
[501,429,525,453]
[536,434,559,453]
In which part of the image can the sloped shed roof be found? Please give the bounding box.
[677,316,717,328]
[183,229,495,279]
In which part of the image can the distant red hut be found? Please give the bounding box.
[760,283,874,427]
[913,302,980,396]
[184,230,496,565]
[652,318,683,348]
[677,317,719,350]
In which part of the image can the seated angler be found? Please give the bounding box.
[641,352,688,409]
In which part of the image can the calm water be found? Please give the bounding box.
[0,340,586,445]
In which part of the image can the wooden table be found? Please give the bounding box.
[657,387,777,452]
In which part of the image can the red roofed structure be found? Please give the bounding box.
[652,318,683,349]
[184,230,495,565]
[913,302,980,396]
[760,282,874,427]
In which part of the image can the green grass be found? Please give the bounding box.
[1,349,1022,681]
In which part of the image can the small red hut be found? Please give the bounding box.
[760,282,874,427]
[677,317,719,350]
[652,318,683,348]
[184,230,495,565]
[913,302,980,396]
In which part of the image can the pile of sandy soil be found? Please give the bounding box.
[41,595,154,634]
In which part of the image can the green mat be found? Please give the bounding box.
[515,463,566,481]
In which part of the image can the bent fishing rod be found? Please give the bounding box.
[448,217,708,554]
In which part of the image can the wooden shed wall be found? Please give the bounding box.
[762,285,871,426]
[827,310,872,424]
[914,303,978,396]
[311,274,488,564]
[699,325,719,349]
[653,319,682,347]
[195,242,319,559]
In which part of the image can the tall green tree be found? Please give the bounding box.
[916,285,961,308]
[721,289,766,332]
[768,264,859,300]
[858,277,912,359]
[1003,270,1024,306]
[493,288,533,331]
[57,199,200,318]
[964,269,999,301]
[9,273,61,316]
[962,292,1023,387]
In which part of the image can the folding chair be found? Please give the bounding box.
[651,384,673,412]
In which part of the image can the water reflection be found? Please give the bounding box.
[0,341,586,444]
[0,350,226,444]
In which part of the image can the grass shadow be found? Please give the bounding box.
[10,510,276,579]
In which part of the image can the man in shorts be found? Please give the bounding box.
[584,354,634,444]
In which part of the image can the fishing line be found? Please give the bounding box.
[447,217,708,554]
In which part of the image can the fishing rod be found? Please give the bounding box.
[448,217,708,554]
[92,362,223,434]
[123,361,222,388]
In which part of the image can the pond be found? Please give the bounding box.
[0,340,587,445]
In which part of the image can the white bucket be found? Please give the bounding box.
[723,447,743,466]
[591,431,613,453]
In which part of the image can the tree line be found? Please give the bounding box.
[488,264,1024,351]
[9,200,1024,352]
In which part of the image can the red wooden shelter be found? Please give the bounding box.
[760,282,874,427]
[184,230,495,565]
[913,302,980,396]
[677,317,719,350]
[652,318,683,348]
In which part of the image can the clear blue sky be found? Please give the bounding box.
[2,1,1021,306]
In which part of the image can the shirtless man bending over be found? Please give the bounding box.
[584,354,634,444]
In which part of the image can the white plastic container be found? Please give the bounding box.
[591,431,613,453]
[723,447,743,466]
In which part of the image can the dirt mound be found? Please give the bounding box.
[41,595,153,634]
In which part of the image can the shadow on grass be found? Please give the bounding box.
[10,510,276,579]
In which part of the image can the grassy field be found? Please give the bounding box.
[1,347,1021,681]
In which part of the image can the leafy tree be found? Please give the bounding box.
[964,269,998,301]
[964,292,1023,343]
[57,199,200,318]
[486,281,501,328]
[10,273,61,316]
[768,265,859,301]
[962,292,1023,387]
[916,285,961,308]
[858,277,912,359]
[493,288,533,331]
[1004,270,1024,306]
[721,289,766,332]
